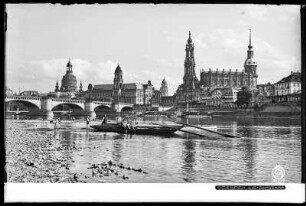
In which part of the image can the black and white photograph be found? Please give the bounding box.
[4,3,305,202]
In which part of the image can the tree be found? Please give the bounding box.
[236,86,252,108]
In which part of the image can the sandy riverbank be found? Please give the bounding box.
[5,120,149,183]
[5,121,84,183]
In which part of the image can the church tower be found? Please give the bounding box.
[79,81,83,92]
[113,64,123,90]
[183,31,199,91]
[113,64,123,104]
[160,78,168,96]
[244,28,258,88]
[55,81,59,92]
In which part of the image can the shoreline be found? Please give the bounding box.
[5,122,84,183]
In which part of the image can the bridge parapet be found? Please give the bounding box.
[92,101,112,105]
[51,98,85,104]
[6,95,42,101]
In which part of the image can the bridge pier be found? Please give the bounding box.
[84,101,96,120]
[112,103,120,112]
[41,97,54,120]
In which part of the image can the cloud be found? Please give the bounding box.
[240,5,268,21]
[163,30,180,42]
[194,33,207,48]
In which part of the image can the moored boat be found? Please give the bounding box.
[178,111,212,118]
[90,122,184,135]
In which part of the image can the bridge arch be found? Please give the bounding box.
[94,104,112,111]
[51,102,84,111]
[5,100,41,110]
[120,106,133,112]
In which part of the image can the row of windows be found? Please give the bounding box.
[275,82,301,88]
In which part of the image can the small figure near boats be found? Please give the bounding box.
[101,115,107,125]
[86,116,90,128]
[50,117,61,129]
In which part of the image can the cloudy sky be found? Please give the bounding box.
[5,4,301,95]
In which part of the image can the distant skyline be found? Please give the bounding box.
[6,4,301,95]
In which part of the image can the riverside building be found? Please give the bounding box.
[273,71,301,103]
[84,64,161,108]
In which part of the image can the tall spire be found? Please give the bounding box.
[55,80,59,92]
[248,27,253,49]
[79,81,83,92]
[188,31,192,43]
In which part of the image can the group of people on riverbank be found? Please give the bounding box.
[50,118,61,129]
[99,115,137,131]
[49,114,137,131]
[119,118,137,131]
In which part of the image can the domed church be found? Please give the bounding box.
[53,59,83,98]
[60,59,78,92]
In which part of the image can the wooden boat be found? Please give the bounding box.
[90,122,184,135]
[178,111,212,118]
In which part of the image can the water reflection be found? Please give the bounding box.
[112,135,124,163]
[181,139,196,182]
[237,138,258,182]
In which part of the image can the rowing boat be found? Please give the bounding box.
[90,122,184,135]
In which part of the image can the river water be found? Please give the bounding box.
[6,115,302,183]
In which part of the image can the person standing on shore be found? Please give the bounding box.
[53,118,61,129]
[86,116,90,128]
[101,115,107,126]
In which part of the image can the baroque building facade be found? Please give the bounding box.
[160,78,168,97]
[273,71,301,103]
[84,64,161,108]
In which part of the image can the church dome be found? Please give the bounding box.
[60,59,77,92]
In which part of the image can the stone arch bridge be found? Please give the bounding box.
[5,95,134,120]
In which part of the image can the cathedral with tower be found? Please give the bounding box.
[174,29,258,106]
[200,28,258,90]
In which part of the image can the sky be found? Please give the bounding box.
[5,4,301,95]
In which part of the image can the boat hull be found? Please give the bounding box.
[90,123,183,135]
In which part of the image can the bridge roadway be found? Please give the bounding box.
[5,95,133,120]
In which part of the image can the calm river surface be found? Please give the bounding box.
[6,115,302,183]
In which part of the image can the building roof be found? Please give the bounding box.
[123,83,143,90]
[201,69,246,75]
[94,84,113,90]
[94,83,144,91]
[275,72,301,84]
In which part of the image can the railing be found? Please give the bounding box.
[5,95,41,101]
[92,101,112,105]
[5,95,129,106]
[51,98,85,104]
